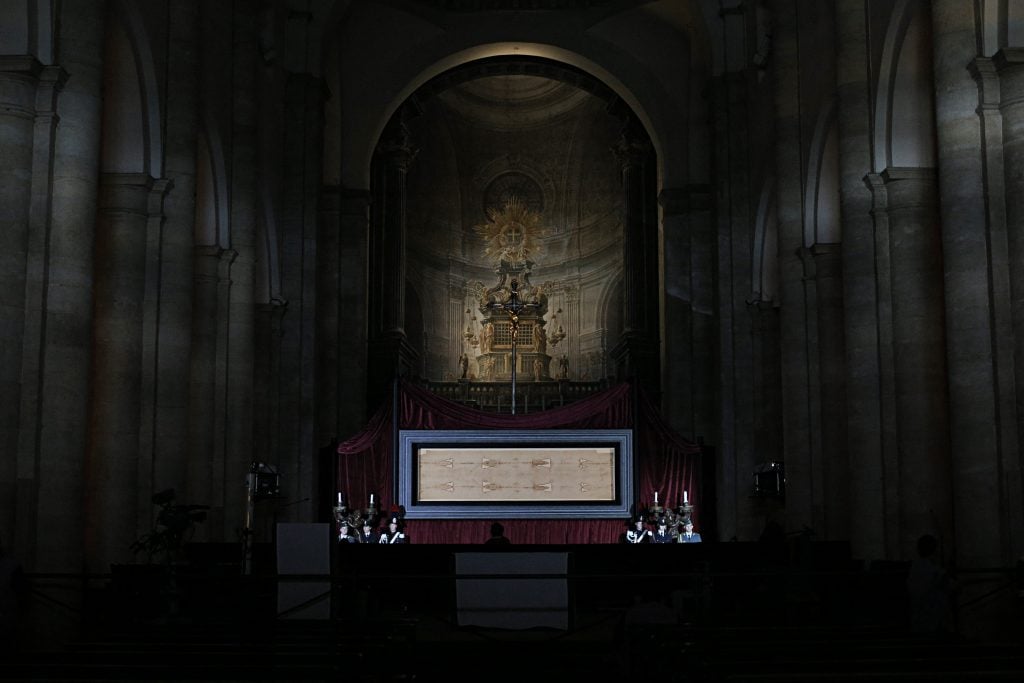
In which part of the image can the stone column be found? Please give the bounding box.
[379,121,415,337]
[991,48,1024,562]
[661,184,716,441]
[770,0,816,532]
[610,117,658,388]
[338,189,370,431]
[866,169,952,554]
[224,1,259,536]
[32,0,107,572]
[835,0,889,559]
[254,300,286,469]
[811,243,848,541]
[15,63,67,565]
[187,246,235,538]
[84,173,153,569]
[0,56,42,545]
[137,178,173,532]
[368,120,417,408]
[142,0,199,507]
[932,0,1016,568]
[318,186,370,440]
[690,186,717,447]
[317,185,341,447]
[660,187,694,437]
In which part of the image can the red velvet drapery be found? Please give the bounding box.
[336,380,703,544]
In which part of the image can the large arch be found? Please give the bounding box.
[873,0,936,172]
[803,99,841,247]
[100,0,163,177]
[320,1,706,191]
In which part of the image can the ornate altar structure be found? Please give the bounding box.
[470,196,553,382]
[474,270,550,382]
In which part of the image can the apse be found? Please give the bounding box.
[393,58,639,385]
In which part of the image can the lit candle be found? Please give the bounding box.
[654,491,658,505]
[683,490,688,504]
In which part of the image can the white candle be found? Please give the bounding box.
[369,493,375,505]
[337,492,343,505]
[683,490,688,504]
[654,491,658,504]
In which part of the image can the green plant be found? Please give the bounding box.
[130,488,209,564]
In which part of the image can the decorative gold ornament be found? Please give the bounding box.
[474,195,546,267]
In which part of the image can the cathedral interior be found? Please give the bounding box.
[2,0,1024,679]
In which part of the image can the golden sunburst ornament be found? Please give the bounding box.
[474,196,546,267]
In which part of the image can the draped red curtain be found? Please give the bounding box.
[336,380,703,544]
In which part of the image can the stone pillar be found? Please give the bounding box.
[660,188,694,436]
[317,186,370,440]
[661,184,716,442]
[368,120,417,408]
[15,63,67,566]
[379,120,415,337]
[142,0,199,509]
[31,0,107,572]
[613,117,649,336]
[866,169,952,554]
[690,186,717,447]
[137,178,173,532]
[187,246,235,538]
[835,0,889,559]
[339,190,370,431]
[224,1,259,536]
[317,185,341,447]
[84,173,153,569]
[610,117,658,388]
[991,48,1024,562]
[254,300,286,470]
[811,243,848,541]
[932,0,1017,568]
[0,56,42,545]
[771,0,816,532]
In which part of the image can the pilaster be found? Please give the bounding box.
[15,63,68,567]
[867,167,952,556]
[85,172,155,570]
[0,56,44,547]
[610,116,658,390]
[836,0,888,560]
[933,0,1013,569]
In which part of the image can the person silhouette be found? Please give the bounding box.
[907,534,955,636]
[485,522,510,545]
[0,534,26,653]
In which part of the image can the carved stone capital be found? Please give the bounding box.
[611,133,650,170]
[377,120,419,171]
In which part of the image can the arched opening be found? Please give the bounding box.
[366,55,657,403]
